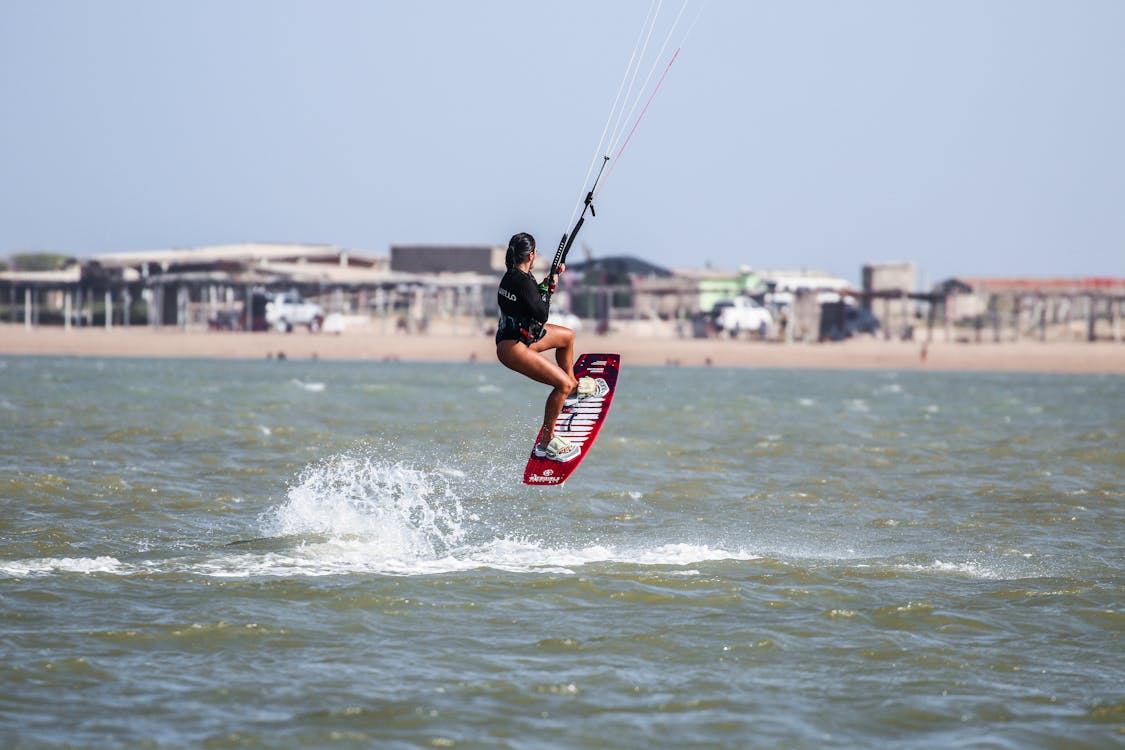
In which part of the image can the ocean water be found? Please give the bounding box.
[1,355,1122,749]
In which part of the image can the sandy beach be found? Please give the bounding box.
[2,322,1123,373]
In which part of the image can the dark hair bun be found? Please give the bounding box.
[505,232,536,269]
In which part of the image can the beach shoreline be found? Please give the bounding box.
[2,323,1123,373]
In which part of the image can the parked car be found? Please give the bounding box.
[711,297,773,338]
[265,293,324,332]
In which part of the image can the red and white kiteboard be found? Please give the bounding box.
[523,353,620,486]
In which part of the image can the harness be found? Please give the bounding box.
[496,314,545,346]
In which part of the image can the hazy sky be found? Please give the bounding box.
[2,1,1122,285]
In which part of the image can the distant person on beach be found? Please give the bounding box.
[495,232,593,462]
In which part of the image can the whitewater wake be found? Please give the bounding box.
[227,449,759,577]
[0,449,1050,581]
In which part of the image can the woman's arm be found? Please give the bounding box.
[517,272,550,322]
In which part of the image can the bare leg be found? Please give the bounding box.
[532,325,578,439]
[548,326,575,381]
[541,388,569,446]
[498,325,578,446]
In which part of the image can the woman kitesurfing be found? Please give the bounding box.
[496,0,701,465]
[495,232,595,462]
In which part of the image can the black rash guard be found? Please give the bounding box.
[496,267,550,345]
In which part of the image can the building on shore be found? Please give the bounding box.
[933,277,1125,342]
[4,243,1123,344]
[0,243,502,334]
[862,262,918,340]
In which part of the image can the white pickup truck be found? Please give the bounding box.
[265,293,324,332]
[711,297,773,338]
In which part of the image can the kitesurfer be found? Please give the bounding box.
[495,232,594,462]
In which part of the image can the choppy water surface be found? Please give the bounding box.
[1,356,1122,749]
